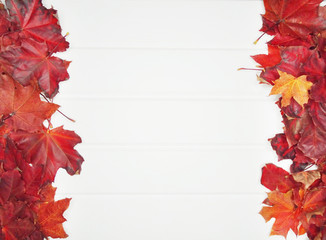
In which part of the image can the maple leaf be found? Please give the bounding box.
[0,72,59,131]
[298,124,326,159]
[0,201,35,240]
[261,163,297,193]
[291,149,315,173]
[281,98,304,118]
[251,45,282,84]
[0,170,24,205]
[252,45,282,68]
[260,190,302,237]
[37,198,70,238]
[277,46,326,84]
[308,101,326,132]
[310,78,326,102]
[5,0,69,52]
[0,136,24,172]
[282,110,312,147]
[261,0,326,39]
[260,187,326,237]
[303,187,326,219]
[270,71,312,107]
[39,184,56,203]
[21,164,44,197]
[0,38,70,98]
[11,126,84,182]
[269,133,295,160]
[278,46,312,78]
[268,33,313,47]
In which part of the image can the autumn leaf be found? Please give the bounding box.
[281,98,304,118]
[261,164,297,193]
[252,45,281,68]
[298,124,326,159]
[0,170,24,204]
[37,198,71,238]
[0,201,35,240]
[303,187,326,219]
[260,190,301,237]
[291,149,315,173]
[0,72,59,131]
[282,110,312,147]
[308,101,326,132]
[1,38,70,98]
[292,171,321,189]
[11,126,84,182]
[310,78,326,102]
[39,184,56,203]
[0,0,82,238]
[260,187,326,237]
[269,133,295,161]
[270,71,312,107]
[268,33,313,47]
[0,136,24,172]
[278,46,311,77]
[261,0,326,39]
[5,0,69,52]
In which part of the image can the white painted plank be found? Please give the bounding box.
[56,48,269,98]
[54,145,286,195]
[47,0,266,49]
[58,194,307,240]
[51,98,283,146]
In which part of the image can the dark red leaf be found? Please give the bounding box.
[0,170,24,204]
[298,124,326,159]
[261,0,326,39]
[5,0,69,52]
[1,38,70,98]
[11,126,84,183]
[269,133,296,160]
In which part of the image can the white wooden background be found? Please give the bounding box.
[41,0,308,239]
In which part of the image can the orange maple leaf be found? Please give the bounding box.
[0,72,59,131]
[260,190,302,237]
[270,71,312,107]
[260,187,326,237]
[37,198,71,239]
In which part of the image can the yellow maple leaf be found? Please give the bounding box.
[270,71,312,107]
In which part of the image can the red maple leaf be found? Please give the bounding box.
[269,133,296,160]
[0,201,35,240]
[5,0,69,52]
[0,170,24,205]
[252,45,282,68]
[310,78,326,102]
[280,98,304,118]
[1,38,70,98]
[261,0,326,39]
[291,149,315,173]
[268,33,314,47]
[298,123,326,159]
[261,163,298,193]
[251,45,281,84]
[308,101,326,132]
[282,110,312,147]
[0,72,59,131]
[11,126,84,182]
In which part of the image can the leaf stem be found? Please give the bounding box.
[40,93,75,123]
